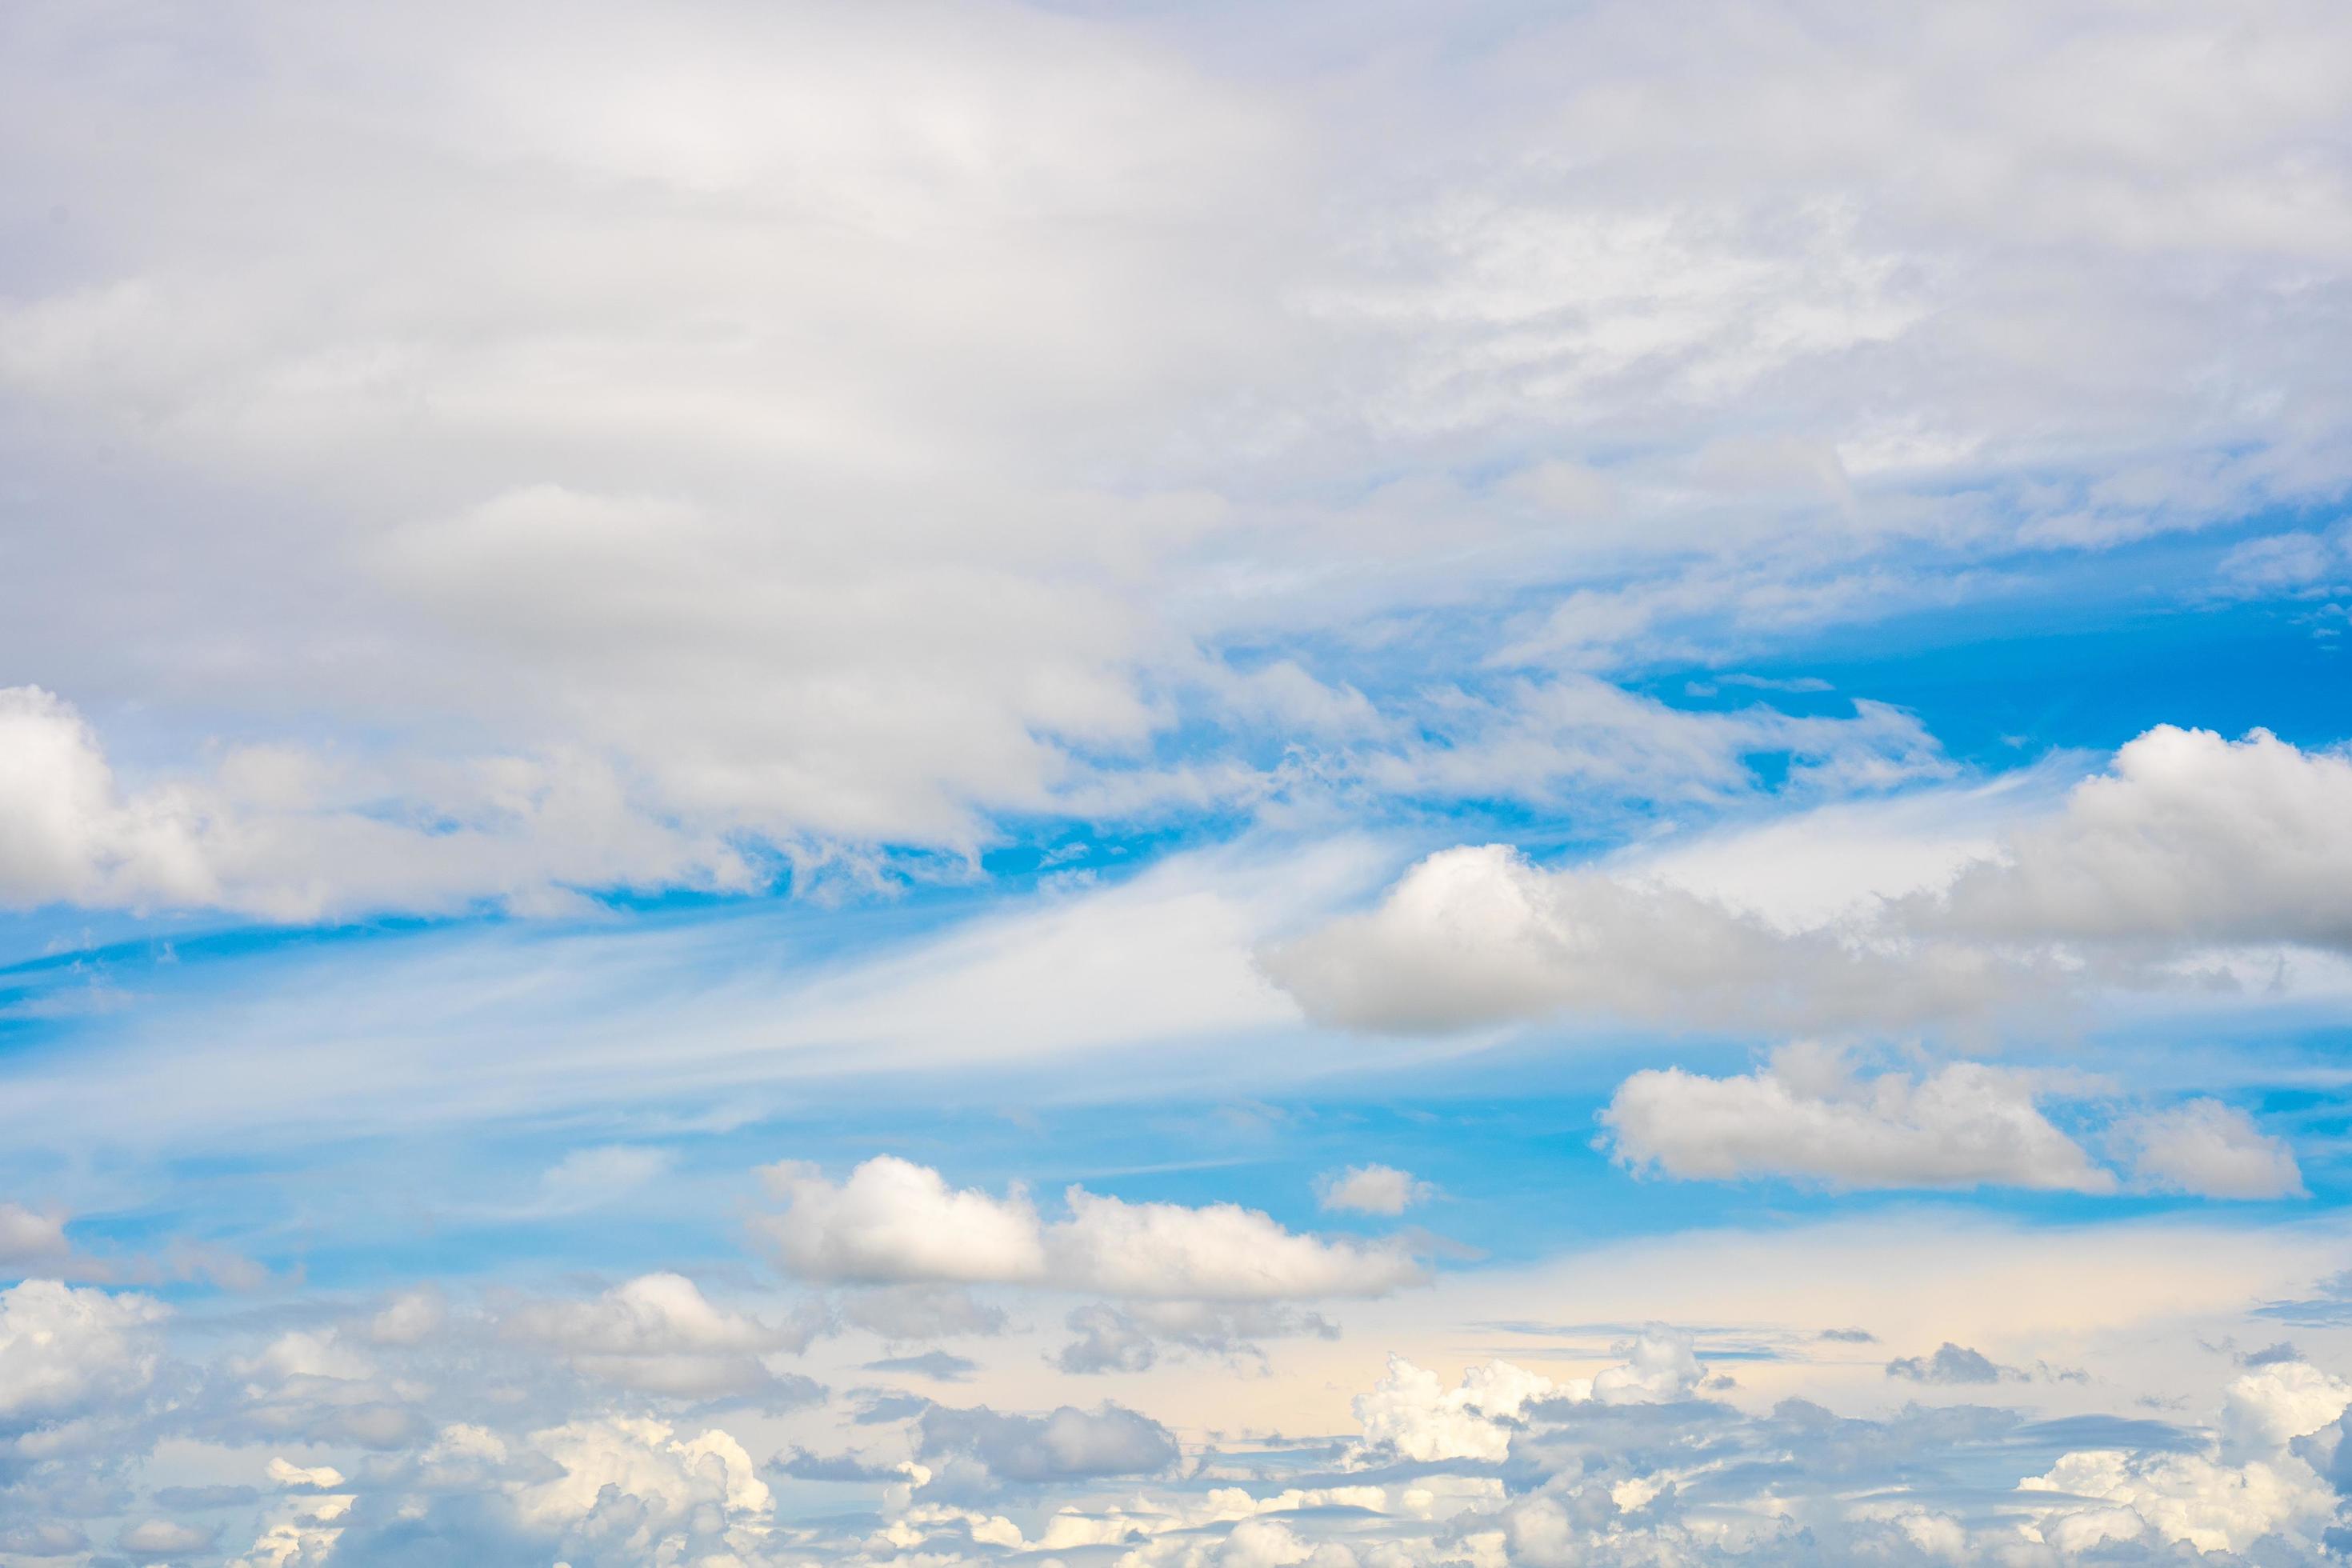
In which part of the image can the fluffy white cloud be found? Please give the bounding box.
[2020,1361,2352,1556]
[2117,1099,2306,1200]
[1932,726,2352,950]
[1353,1356,1559,1463]
[758,1157,1049,1286]
[1314,1165,1430,1217]
[0,1279,166,1422]
[1258,843,1978,1037]
[1352,1330,1703,1465]
[1600,1045,2116,1193]
[512,1415,774,1560]
[506,1272,818,1401]
[758,1156,1422,1302]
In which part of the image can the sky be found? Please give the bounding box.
[2,0,2352,1562]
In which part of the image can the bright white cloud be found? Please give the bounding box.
[2021,1360,2352,1556]
[0,1279,166,1421]
[757,1156,1423,1302]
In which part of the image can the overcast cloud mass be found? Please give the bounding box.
[3,1,2351,1562]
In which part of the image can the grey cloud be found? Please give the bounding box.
[863,1350,977,1382]
[918,1400,1180,1483]
[1886,1344,2012,1386]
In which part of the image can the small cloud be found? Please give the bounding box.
[1818,1326,1877,1343]
[1886,1343,2013,1385]
[538,1145,675,1211]
[864,1350,978,1382]
[1315,1163,1434,1216]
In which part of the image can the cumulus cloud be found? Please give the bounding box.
[1314,1165,1430,1216]
[1268,726,2352,1038]
[2116,1099,2306,1200]
[1602,1045,2114,1193]
[757,1156,1423,1302]
[0,1279,166,1422]
[1259,842,2015,1038]
[505,1272,822,1402]
[1929,726,2352,951]
[1601,1049,2307,1201]
[918,1400,1180,1483]
[1885,1343,2013,1386]
[1353,1328,1703,1465]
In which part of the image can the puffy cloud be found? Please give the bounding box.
[2116,1098,2306,1199]
[1259,843,2010,1038]
[918,1400,1180,1482]
[1352,1330,1706,1466]
[758,1157,1423,1302]
[1314,1165,1430,1217]
[0,1279,166,1422]
[505,1272,821,1402]
[1885,1343,2011,1386]
[758,1157,1048,1286]
[1601,1046,2116,1194]
[511,1415,774,1560]
[2017,1364,2352,1557]
[1352,1357,1560,1463]
[1933,726,2352,950]
[1051,1186,1422,1302]
[1266,728,2352,1037]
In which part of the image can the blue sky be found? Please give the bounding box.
[4,1,2352,1563]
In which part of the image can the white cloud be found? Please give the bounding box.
[1314,1165,1430,1217]
[0,1279,166,1421]
[1265,727,2352,1036]
[2118,1099,2306,1200]
[757,1156,1423,1302]
[1600,1045,2117,1194]
[506,1272,818,1401]
[758,1157,1049,1287]
[2021,1361,2352,1556]
[6,0,2352,916]
[1931,726,2352,951]
[366,1286,447,1347]
[0,684,751,920]
[1352,1329,1704,1465]
[513,1415,773,1552]
[1258,842,1984,1037]
[1352,1355,1558,1463]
